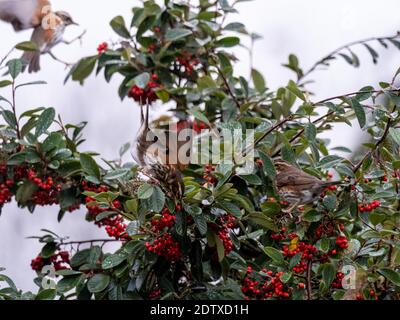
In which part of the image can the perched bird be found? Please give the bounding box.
[274,160,342,210]
[0,0,77,72]
[132,104,192,200]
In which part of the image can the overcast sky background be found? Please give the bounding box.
[1,0,400,292]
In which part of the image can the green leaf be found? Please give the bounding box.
[287,80,306,101]
[15,41,38,52]
[70,249,91,267]
[165,28,192,41]
[251,69,266,93]
[247,213,275,231]
[239,174,262,185]
[322,263,336,287]
[103,169,130,180]
[216,36,240,48]
[378,268,400,287]
[80,153,101,179]
[350,99,366,129]
[42,132,63,152]
[187,109,211,126]
[305,123,317,142]
[102,254,126,270]
[263,246,285,264]
[149,185,165,212]
[137,183,154,199]
[302,210,322,222]
[258,151,276,179]
[194,214,208,236]
[0,80,12,88]
[133,72,150,89]
[389,128,400,146]
[35,289,56,300]
[87,271,109,290]
[7,59,23,79]
[35,108,55,137]
[41,242,57,259]
[57,275,82,294]
[110,16,131,39]
[71,56,98,84]
[1,110,17,128]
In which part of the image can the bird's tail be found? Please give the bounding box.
[22,51,41,73]
[322,180,344,187]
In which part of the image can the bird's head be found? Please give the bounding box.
[274,160,293,174]
[55,11,78,26]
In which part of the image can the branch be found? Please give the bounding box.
[298,33,400,83]
[353,105,396,173]
[216,64,242,109]
[62,30,87,46]
[306,261,312,300]
[60,239,119,246]
[48,51,74,69]
[313,88,399,106]
[11,81,21,140]
[0,47,15,68]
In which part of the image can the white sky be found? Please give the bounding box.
[1,0,400,291]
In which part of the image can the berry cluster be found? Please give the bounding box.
[0,179,13,206]
[331,272,345,289]
[148,288,162,299]
[358,200,381,213]
[31,251,70,272]
[176,52,200,75]
[83,182,129,240]
[271,227,288,241]
[283,242,317,274]
[220,213,237,229]
[145,232,181,262]
[128,74,160,104]
[27,170,61,206]
[192,120,208,134]
[335,236,349,249]
[97,42,108,55]
[203,164,217,185]
[151,207,176,232]
[217,229,234,254]
[241,268,290,300]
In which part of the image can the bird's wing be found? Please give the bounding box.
[276,169,321,188]
[0,0,51,31]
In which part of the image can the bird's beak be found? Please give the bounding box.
[71,21,79,26]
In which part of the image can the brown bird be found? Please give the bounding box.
[274,160,342,211]
[132,104,192,200]
[0,0,78,72]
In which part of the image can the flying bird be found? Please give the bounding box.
[0,0,78,72]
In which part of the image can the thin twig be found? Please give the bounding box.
[298,33,400,83]
[216,64,242,109]
[306,261,312,300]
[60,239,119,246]
[62,30,87,46]
[0,47,15,67]
[313,88,399,106]
[353,105,397,173]
[48,51,73,69]
[11,81,21,140]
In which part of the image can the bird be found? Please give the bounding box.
[132,104,193,200]
[274,160,342,211]
[0,0,78,72]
